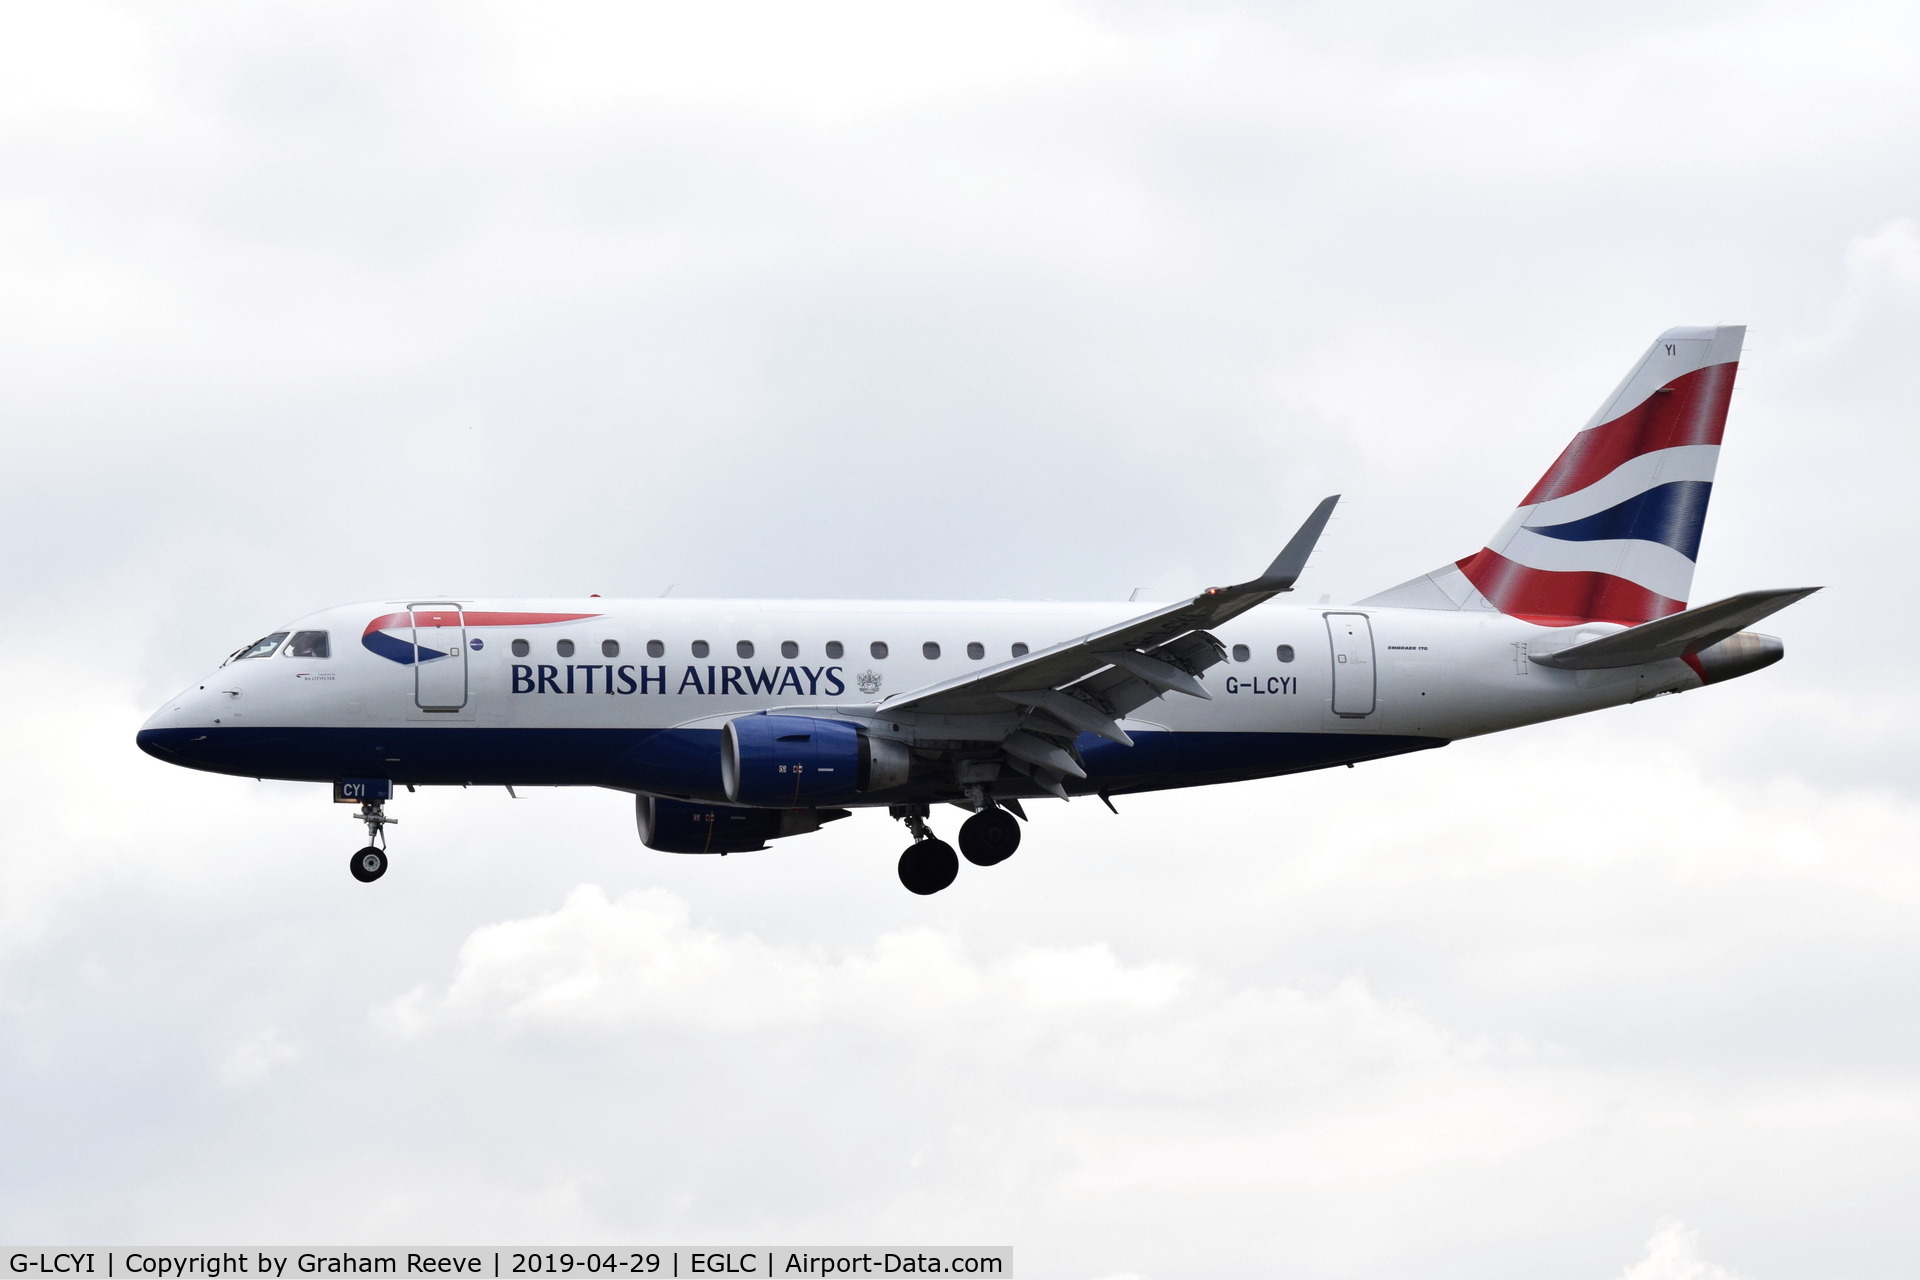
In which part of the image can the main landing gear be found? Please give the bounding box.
[893,805,957,895]
[892,800,1024,895]
[349,799,396,884]
[958,807,1021,866]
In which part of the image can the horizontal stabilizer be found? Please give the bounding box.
[1530,587,1820,670]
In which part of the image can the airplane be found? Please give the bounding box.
[137,324,1817,894]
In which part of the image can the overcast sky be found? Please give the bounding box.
[4,2,1919,1277]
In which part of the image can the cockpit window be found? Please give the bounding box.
[286,630,330,659]
[232,632,289,661]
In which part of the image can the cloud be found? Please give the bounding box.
[389,885,1190,1035]
[490,0,1122,121]
[382,885,1496,1130]
[217,1025,301,1087]
[1614,1222,1748,1280]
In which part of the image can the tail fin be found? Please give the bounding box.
[1359,324,1745,626]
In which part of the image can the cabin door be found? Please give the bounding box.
[410,603,469,711]
[1324,612,1376,718]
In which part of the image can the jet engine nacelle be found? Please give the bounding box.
[636,794,848,854]
[720,714,911,806]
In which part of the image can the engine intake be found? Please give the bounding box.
[720,714,910,805]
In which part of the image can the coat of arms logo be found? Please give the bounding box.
[856,669,883,695]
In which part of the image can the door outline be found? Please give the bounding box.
[409,602,469,711]
[1324,611,1376,718]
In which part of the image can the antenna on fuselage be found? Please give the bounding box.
[660,584,676,597]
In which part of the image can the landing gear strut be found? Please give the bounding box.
[349,800,396,883]
[891,804,958,896]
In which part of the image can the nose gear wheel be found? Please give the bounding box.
[348,799,397,883]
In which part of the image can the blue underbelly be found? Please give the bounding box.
[136,726,1446,798]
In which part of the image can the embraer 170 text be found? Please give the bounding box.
[139,326,1817,894]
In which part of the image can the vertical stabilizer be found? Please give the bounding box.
[1358,325,1744,626]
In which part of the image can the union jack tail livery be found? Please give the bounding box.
[1362,325,1744,626]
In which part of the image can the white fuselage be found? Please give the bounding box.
[137,596,1699,805]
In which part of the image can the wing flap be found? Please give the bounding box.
[1069,631,1227,721]
[994,689,1134,745]
[1091,646,1213,700]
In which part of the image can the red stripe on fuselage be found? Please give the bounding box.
[1520,361,1738,506]
[460,611,602,628]
[361,610,602,635]
[1457,548,1684,627]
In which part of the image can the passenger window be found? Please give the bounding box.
[647,640,665,658]
[234,632,289,661]
[922,642,941,660]
[602,639,620,658]
[1276,644,1295,663]
[966,642,984,660]
[692,640,710,658]
[737,640,755,659]
[781,641,799,659]
[286,630,330,659]
[557,639,576,658]
[871,641,889,659]
[1011,643,1029,657]
[1232,644,1250,663]
[512,639,530,658]
[826,641,844,659]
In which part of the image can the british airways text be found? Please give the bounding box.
[510,664,847,697]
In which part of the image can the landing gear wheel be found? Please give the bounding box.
[898,839,959,895]
[959,808,1021,866]
[350,845,389,883]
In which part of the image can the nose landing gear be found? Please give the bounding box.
[348,800,396,883]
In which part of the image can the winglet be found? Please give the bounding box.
[1226,495,1340,594]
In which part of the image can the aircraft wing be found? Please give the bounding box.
[1530,587,1821,670]
[870,497,1340,773]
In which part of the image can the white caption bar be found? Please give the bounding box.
[6,1251,1010,1279]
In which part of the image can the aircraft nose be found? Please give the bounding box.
[137,703,189,762]
[136,685,216,763]
[135,725,177,762]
